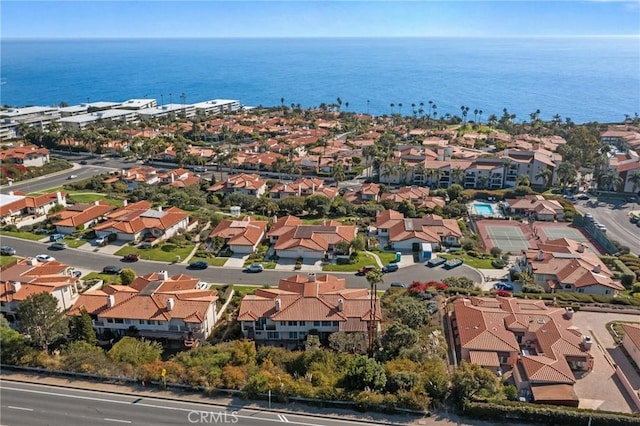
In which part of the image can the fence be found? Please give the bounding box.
[572,215,618,254]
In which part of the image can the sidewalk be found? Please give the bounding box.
[0,371,498,426]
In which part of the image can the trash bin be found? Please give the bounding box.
[395,252,402,263]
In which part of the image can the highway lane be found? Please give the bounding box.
[0,381,390,426]
[0,236,483,289]
[574,198,640,254]
[1,165,117,195]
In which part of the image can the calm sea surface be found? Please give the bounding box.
[2,37,639,123]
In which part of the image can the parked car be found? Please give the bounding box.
[630,215,639,224]
[188,261,209,270]
[443,258,463,269]
[50,242,68,250]
[102,265,122,274]
[123,253,140,262]
[79,160,88,165]
[67,174,78,180]
[194,166,208,173]
[356,265,378,276]
[389,282,407,288]
[35,254,55,262]
[0,246,16,256]
[426,257,446,267]
[494,282,514,291]
[49,233,65,242]
[577,194,590,200]
[585,213,593,221]
[96,233,116,246]
[72,270,82,278]
[244,263,264,273]
[381,263,399,273]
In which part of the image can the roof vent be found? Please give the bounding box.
[308,273,316,282]
[338,298,344,312]
[11,282,21,293]
[593,264,601,273]
[107,295,116,308]
[167,298,175,311]
[158,270,169,281]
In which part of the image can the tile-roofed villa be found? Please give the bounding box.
[238,273,381,349]
[207,173,267,197]
[451,296,593,407]
[209,216,268,254]
[68,271,218,346]
[375,209,462,251]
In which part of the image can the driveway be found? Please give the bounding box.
[226,253,249,268]
[571,310,640,413]
[574,197,640,253]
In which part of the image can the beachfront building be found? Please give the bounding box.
[238,273,382,349]
[116,99,157,110]
[193,99,242,116]
[0,106,61,130]
[58,102,123,117]
[137,103,196,120]
[58,109,140,131]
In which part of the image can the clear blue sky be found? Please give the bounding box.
[3,1,639,39]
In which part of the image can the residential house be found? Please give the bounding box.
[380,186,446,210]
[375,209,462,251]
[451,296,594,407]
[209,216,268,254]
[68,271,218,344]
[118,167,160,191]
[506,195,564,221]
[0,258,80,323]
[518,238,624,296]
[343,183,381,205]
[609,150,640,194]
[0,190,66,226]
[620,323,640,368]
[157,168,202,188]
[0,145,50,168]
[268,216,357,259]
[93,201,191,244]
[53,201,116,234]
[502,149,561,188]
[207,173,267,197]
[269,178,325,199]
[238,273,382,349]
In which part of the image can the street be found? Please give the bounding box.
[0,236,483,289]
[573,197,640,254]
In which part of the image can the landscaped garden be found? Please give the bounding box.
[323,252,379,272]
[116,243,195,262]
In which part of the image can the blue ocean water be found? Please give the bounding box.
[1,37,639,123]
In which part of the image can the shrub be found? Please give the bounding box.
[522,284,545,294]
[491,258,507,268]
[490,247,502,258]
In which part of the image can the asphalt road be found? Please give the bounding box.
[1,164,117,195]
[0,236,483,289]
[0,380,381,426]
[573,197,640,254]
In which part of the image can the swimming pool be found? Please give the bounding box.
[474,203,495,216]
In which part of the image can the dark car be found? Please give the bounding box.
[244,263,264,273]
[188,261,209,270]
[80,160,88,165]
[102,265,122,274]
[50,242,68,250]
[382,263,399,273]
[0,246,16,256]
[426,257,446,267]
[72,270,82,278]
[389,282,407,288]
[356,265,378,276]
[49,233,65,242]
[123,253,140,262]
[494,282,514,291]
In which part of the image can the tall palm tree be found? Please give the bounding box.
[600,170,623,192]
[381,161,398,184]
[557,161,577,191]
[516,175,531,187]
[451,166,464,185]
[332,162,346,188]
[427,168,443,188]
[628,170,640,194]
[390,103,395,116]
[398,103,403,117]
[477,175,489,189]
[534,168,553,188]
[397,159,411,185]
[413,163,427,185]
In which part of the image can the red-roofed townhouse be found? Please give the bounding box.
[0,190,67,226]
[451,296,593,407]
[209,216,268,254]
[53,201,116,234]
[0,144,50,167]
[375,209,462,251]
[207,173,266,197]
[1,258,80,324]
[269,217,356,260]
[93,201,191,244]
[238,273,381,349]
[507,195,564,221]
[67,270,218,345]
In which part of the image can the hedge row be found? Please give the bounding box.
[463,401,640,426]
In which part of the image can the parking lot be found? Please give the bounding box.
[574,197,640,254]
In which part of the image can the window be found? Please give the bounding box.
[314,321,321,327]
[147,320,155,325]
[578,289,584,293]
[289,332,298,339]
[124,319,131,325]
[605,290,611,295]
[299,321,306,326]
[106,318,114,323]
[280,321,286,326]
[267,332,280,339]
[321,321,331,326]
[114,318,123,324]
[332,321,339,327]
[288,321,298,326]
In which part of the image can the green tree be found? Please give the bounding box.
[329,331,367,354]
[446,184,464,201]
[393,296,428,329]
[534,168,553,187]
[351,233,366,252]
[422,359,450,402]
[381,322,418,358]
[556,161,577,191]
[277,196,306,215]
[61,341,109,373]
[17,293,68,352]
[451,362,500,405]
[68,311,97,345]
[0,315,29,364]
[120,268,136,286]
[305,195,331,217]
[628,170,640,194]
[108,337,162,367]
[343,355,387,391]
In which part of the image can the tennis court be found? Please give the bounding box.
[538,226,588,243]
[485,225,532,252]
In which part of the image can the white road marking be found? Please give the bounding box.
[7,406,34,411]
[104,419,131,424]
[0,386,363,426]
[278,413,290,422]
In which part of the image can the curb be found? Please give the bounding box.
[0,373,420,426]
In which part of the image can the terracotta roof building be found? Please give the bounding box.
[68,270,218,344]
[507,195,564,221]
[375,209,462,250]
[209,216,268,254]
[620,323,640,368]
[451,296,593,407]
[0,144,50,168]
[53,201,116,234]
[207,173,267,197]
[238,273,381,349]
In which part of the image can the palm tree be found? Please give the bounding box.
[398,103,403,117]
[534,168,553,188]
[272,156,288,180]
[600,170,623,192]
[365,269,384,356]
[390,103,395,116]
[381,161,398,184]
[557,161,577,191]
[628,170,640,194]
[516,175,531,187]
[427,168,443,188]
[332,162,346,188]
[477,175,489,189]
[451,166,464,185]
[397,159,411,185]
[413,163,427,185]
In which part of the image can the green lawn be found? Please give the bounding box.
[373,251,398,265]
[83,272,122,285]
[440,253,496,269]
[0,230,46,241]
[243,259,277,269]
[66,193,123,207]
[189,256,228,267]
[0,256,19,266]
[62,236,87,248]
[323,252,378,272]
[213,284,264,296]
[116,243,195,262]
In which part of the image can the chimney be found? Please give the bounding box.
[563,307,574,319]
[593,264,601,273]
[275,298,281,312]
[11,282,21,293]
[94,200,100,206]
[167,298,175,311]
[157,205,162,212]
[581,335,592,351]
[121,168,127,177]
[577,244,585,253]
[536,250,544,261]
[308,273,316,282]
[27,257,38,265]
[338,298,344,312]
[107,295,116,308]
[123,199,128,207]
[158,270,169,281]
[56,191,64,205]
